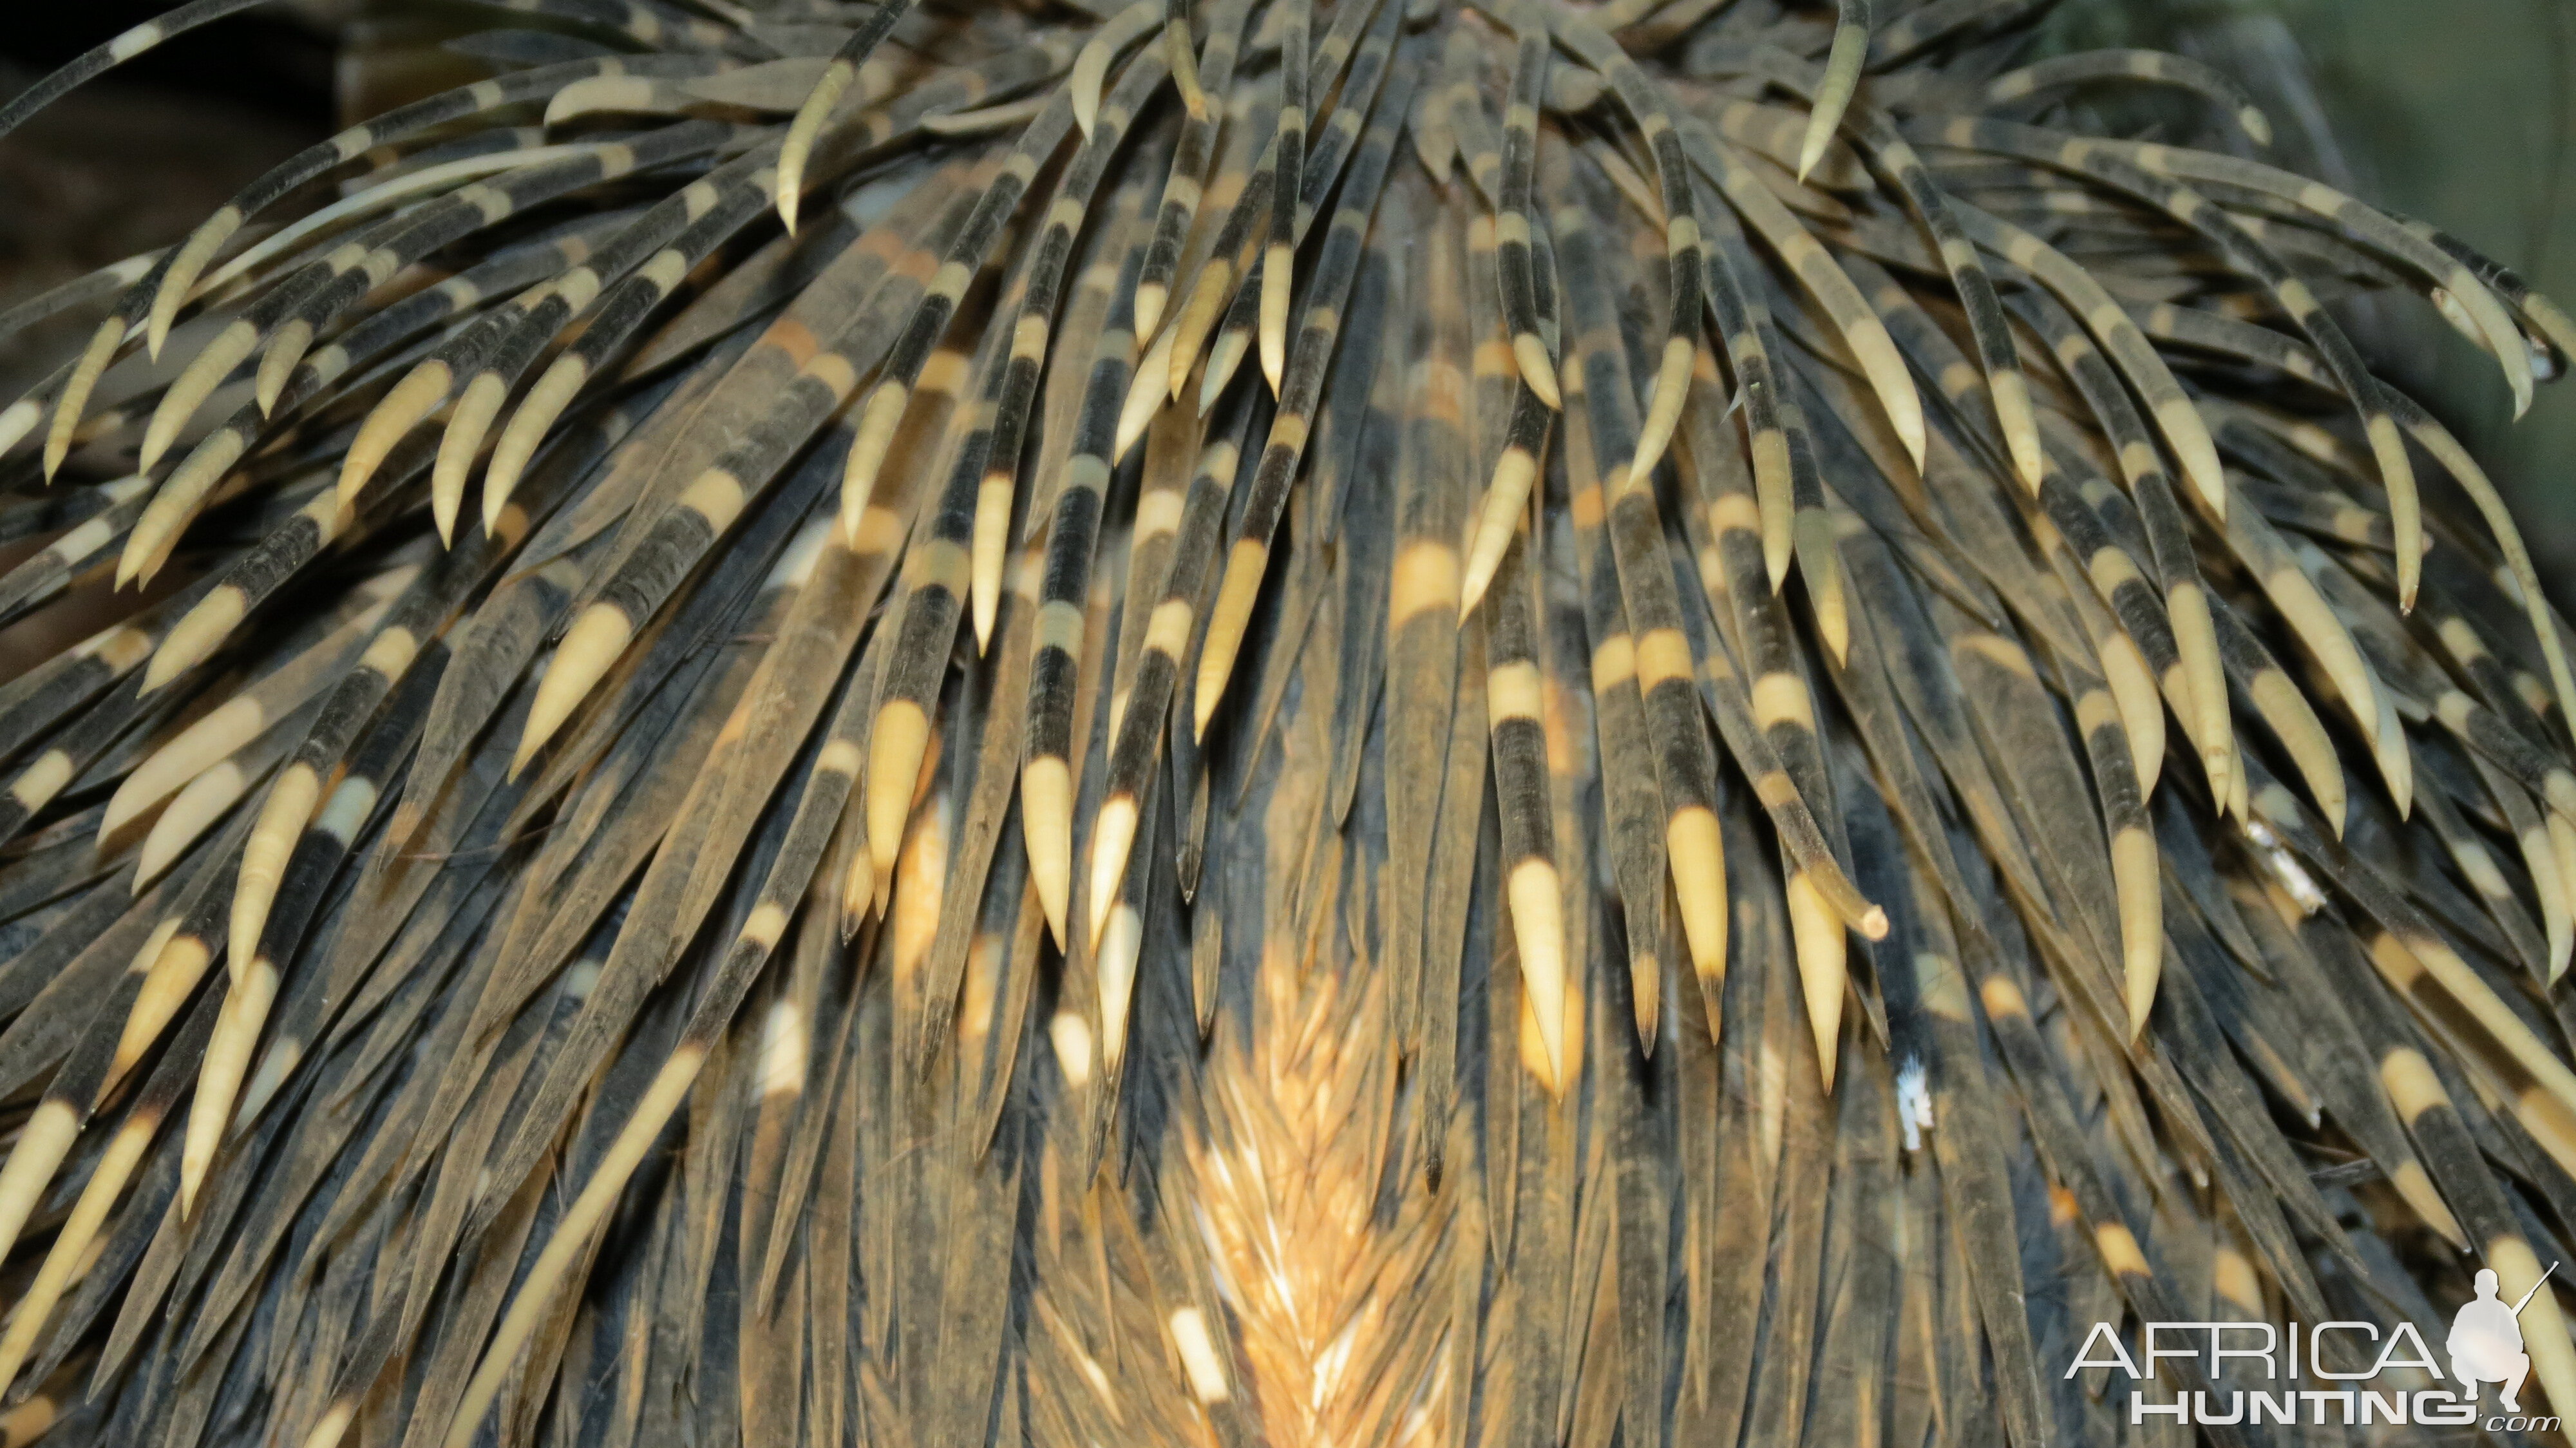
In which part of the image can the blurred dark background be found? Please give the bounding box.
[0,0,2570,590]
[0,4,336,116]
[0,3,336,394]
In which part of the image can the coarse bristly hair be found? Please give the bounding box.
[0,0,2570,1443]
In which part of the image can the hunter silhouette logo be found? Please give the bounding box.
[2451,1265,2557,1414]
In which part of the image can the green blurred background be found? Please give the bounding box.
[2034,0,2576,593]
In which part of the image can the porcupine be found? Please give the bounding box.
[0,1,2570,1444]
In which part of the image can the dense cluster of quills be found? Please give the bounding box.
[0,0,2573,1442]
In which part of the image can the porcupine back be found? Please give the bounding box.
[0,1,2570,1445]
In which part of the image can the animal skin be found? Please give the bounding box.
[0,2,2570,1445]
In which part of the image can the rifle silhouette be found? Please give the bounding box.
[2512,1262,2560,1316]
